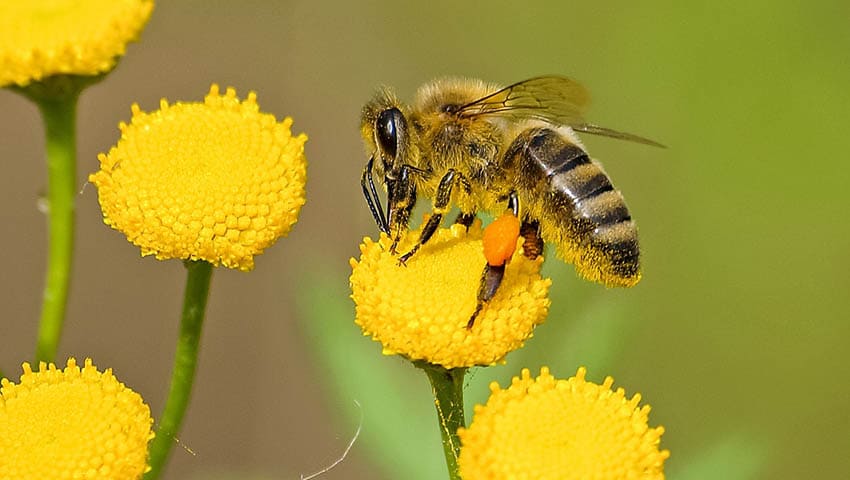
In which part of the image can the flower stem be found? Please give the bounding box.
[419,362,467,480]
[145,260,214,480]
[33,92,79,364]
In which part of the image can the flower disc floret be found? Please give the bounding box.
[350,221,551,369]
[0,0,154,87]
[90,85,308,270]
[458,367,669,480]
[0,358,154,480]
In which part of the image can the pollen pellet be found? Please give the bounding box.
[482,212,521,266]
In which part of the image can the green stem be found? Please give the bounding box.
[11,74,104,364]
[33,92,79,364]
[419,362,467,480]
[144,260,214,480]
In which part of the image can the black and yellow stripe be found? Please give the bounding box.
[508,127,640,286]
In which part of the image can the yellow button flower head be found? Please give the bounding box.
[90,85,308,270]
[458,367,670,480]
[0,358,154,480]
[0,0,154,88]
[350,221,551,369]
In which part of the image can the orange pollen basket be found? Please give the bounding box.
[483,212,521,266]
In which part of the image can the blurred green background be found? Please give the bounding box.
[1,1,848,479]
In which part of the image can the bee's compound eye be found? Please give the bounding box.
[376,108,401,159]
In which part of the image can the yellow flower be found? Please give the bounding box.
[458,367,670,480]
[0,0,154,88]
[350,221,551,369]
[90,85,308,270]
[0,358,154,480]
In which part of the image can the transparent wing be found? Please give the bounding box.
[456,76,590,124]
[571,123,666,148]
[457,76,665,148]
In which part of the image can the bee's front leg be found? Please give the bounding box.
[360,156,389,234]
[398,168,461,264]
[388,165,417,254]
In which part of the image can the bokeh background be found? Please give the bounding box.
[2,1,848,479]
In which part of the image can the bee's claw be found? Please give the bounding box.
[466,302,484,329]
[397,250,414,266]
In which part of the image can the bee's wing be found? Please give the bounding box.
[457,76,665,148]
[570,123,666,148]
[456,76,590,122]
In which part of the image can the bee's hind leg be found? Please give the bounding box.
[467,192,523,329]
[467,263,505,328]
[468,219,543,328]
[519,219,544,260]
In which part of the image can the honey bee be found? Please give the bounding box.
[360,76,662,324]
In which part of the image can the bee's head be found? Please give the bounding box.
[361,89,415,176]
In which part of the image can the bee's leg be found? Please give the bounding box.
[360,156,389,234]
[519,219,544,259]
[468,220,542,324]
[453,178,476,228]
[398,169,460,264]
[468,192,523,328]
[507,191,520,216]
[454,212,477,228]
[467,263,505,328]
[388,165,417,253]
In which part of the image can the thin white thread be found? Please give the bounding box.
[300,399,363,480]
[174,436,197,457]
[152,418,197,458]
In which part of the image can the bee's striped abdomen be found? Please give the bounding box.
[509,127,640,286]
